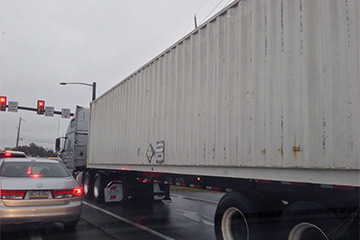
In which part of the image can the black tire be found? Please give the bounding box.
[278,201,344,240]
[63,220,79,232]
[214,192,266,240]
[93,173,105,203]
[83,172,93,199]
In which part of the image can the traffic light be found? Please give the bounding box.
[37,100,45,114]
[0,96,7,111]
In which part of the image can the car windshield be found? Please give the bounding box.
[0,161,71,178]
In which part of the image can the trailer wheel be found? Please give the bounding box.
[83,172,93,199]
[215,192,264,240]
[93,173,105,203]
[278,201,343,240]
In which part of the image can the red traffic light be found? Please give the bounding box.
[37,100,45,114]
[0,96,7,111]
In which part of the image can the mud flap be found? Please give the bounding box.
[104,181,123,202]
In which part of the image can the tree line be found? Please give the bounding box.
[8,143,57,157]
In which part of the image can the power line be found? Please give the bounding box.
[195,0,209,14]
[20,135,54,144]
[187,0,208,29]
[20,138,53,144]
[200,0,225,25]
[20,133,53,141]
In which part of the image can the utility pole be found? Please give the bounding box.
[16,117,24,149]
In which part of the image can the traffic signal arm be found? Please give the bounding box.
[0,97,73,116]
[0,104,73,116]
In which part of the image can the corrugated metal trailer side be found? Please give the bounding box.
[88,0,359,186]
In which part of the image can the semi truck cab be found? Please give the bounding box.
[55,106,89,172]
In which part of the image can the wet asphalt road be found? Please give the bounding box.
[0,190,225,240]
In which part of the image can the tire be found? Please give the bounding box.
[278,201,344,240]
[214,192,266,240]
[83,172,93,199]
[93,173,105,203]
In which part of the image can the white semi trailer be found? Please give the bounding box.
[82,0,359,239]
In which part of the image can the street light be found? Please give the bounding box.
[60,82,96,101]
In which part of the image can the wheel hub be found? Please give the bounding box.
[221,207,249,240]
[289,222,329,240]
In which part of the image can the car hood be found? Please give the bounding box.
[0,177,77,190]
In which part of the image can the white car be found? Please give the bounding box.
[0,158,82,230]
[0,150,27,159]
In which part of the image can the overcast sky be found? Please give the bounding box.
[0,0,234,150]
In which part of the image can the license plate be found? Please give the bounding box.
[29,190,49,199]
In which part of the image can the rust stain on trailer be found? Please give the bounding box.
[293,145,301,159]
[261,148,266,153]
[278,144,284,159]
[292,137,301,160]
[293,145,301,152]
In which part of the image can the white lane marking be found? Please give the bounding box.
[175,209,214,227]
[83,201,175,240]
[171,193,219,205]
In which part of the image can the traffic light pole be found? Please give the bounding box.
[60,82,96,101]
